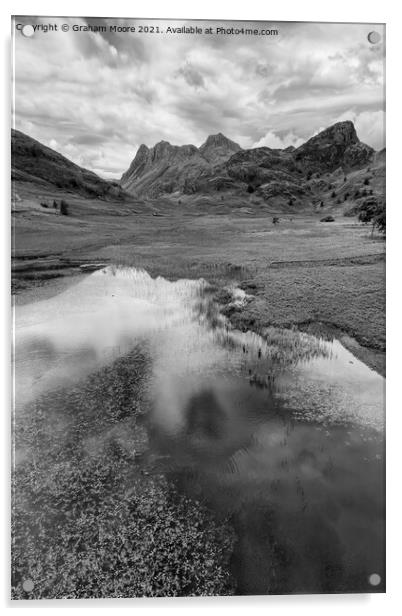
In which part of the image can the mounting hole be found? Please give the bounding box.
[368,573,381,586]
[22,579,34,592]
[367,31,381,44]
[21,25,34,38]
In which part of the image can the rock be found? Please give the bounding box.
[198,133,241,163]
[293,121,374,173]
[120,133,241,197]
[320,215,335,222]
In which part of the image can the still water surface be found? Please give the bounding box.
[14,267,385,594]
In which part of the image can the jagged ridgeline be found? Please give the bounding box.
[12,121,384,210]
[120,121,380,204]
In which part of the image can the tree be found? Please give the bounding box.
[331,190,336,198]
[364,177,370,185]
[357,197,385,235]
[60,199,69,216]
[53,200,58,209]
[272,217,279,225]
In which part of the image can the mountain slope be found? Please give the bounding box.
[293,121,374,172]
[121,122,376,204]
[120,133,242,197]
[120,141,205,196]
[198,133,241,163]
[12,129,125,199]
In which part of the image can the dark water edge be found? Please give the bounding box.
[148,380,385,595]
[12,268,385,598]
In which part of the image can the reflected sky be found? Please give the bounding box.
[13,267,385,594]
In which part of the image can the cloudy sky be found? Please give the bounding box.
[13,17,385,178]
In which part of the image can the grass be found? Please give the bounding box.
[12,182,385,358]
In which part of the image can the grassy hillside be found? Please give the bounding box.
[12,129,126,200]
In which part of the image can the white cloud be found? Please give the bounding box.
[13,18,386,177]
[252,131,304,149]
[355,110,385,150]
[334,109,385,150]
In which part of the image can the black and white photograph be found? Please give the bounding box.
[11,16,385,599]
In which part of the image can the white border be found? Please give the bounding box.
[2,1,401,614]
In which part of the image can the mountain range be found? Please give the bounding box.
[120,121,375,202]
[12,121,384,211]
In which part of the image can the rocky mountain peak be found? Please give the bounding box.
[151,140,175,160]
[199,133,241,163]
[120,120,376,198]
[294,121,373,172]
[202,132,234,146]
[303,121,359,149]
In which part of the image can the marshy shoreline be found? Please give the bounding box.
[12,263,385,597]
[13,259,385,377]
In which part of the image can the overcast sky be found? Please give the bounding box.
[13,17,385,178]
